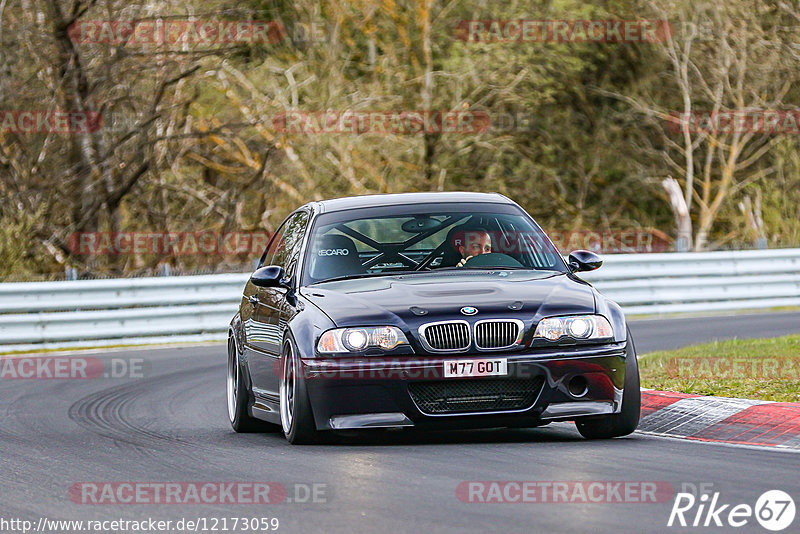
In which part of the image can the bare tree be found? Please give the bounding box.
[600,0,798,250]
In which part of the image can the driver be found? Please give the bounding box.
[454,228,492,267]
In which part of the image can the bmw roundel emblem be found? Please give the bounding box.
[460,306,478,316]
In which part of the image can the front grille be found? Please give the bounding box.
[420,321,470,351]
[475,320,522,349]
[408,377,545,414]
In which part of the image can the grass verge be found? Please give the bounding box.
[639,334,800,402]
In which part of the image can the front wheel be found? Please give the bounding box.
[280,336,319,444]
[575,331,641,439]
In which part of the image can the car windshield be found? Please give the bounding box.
[303,203,567,285]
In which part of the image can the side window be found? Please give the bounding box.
[272,211,309,277]
[258,219,289,268]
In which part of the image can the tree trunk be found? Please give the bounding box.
[663,177,693,251]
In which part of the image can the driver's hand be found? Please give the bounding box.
[456,255,474,268]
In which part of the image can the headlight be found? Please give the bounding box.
[317,326,409,353]
[533,315,613,342]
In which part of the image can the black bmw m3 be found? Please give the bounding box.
[227,192,640,444]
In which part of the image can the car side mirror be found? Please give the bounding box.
[568,250,603,272]
[251,265,290,288]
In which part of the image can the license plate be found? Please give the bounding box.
[443,358,508,378]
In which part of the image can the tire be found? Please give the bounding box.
[280,335,319,444]
[227,335,277,433]
[575,330,641,439]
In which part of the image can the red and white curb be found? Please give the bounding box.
[639,390,800,449]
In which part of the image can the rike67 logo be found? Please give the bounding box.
[668,489,795,531]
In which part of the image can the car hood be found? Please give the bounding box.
[300,270,596,329]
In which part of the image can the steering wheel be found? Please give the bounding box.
[462,252,525,268]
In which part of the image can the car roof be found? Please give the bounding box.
[312,192,513,213]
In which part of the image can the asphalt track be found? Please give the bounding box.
[1,311,800,533]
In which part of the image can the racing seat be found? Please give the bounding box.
[439,229,464,268]
[439,223,485,268]
[309,234,366,281]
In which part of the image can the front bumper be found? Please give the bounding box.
[301,342,628,431]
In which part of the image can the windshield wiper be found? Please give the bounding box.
[311,270,419,284]
[432,266,527,271]
[434,266,561,272]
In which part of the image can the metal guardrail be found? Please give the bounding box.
[1,248,799,353]
[0,273,249,353]
[579,248,800,314]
